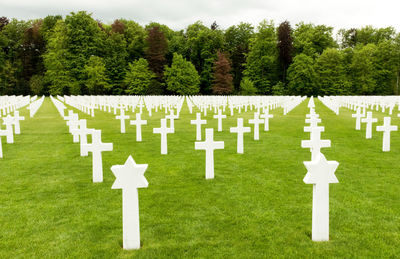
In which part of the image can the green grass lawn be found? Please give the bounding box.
[0,97,399,258]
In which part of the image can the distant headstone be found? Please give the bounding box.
[248,112,264,140]
[130,114,147,142]
[260,110,273,131]
[166,109,178,129]
[116,109,130,134]
[376,117,398,151]
[81,130,113,182]
[230,118,251,154]
[111,155,148,250]
[2,115,14,143]
[13,111,25,135]
[190,113,207,141]
[352,107,364,130]
[361,112,377,139]
[153,118,174,154]
[213,109,226,132]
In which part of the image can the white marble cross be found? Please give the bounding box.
[116,109,130,134]
[130,113,147,142]
[308,96,315,109]
[64,110,74,121]
[153,118,174,154]
[248,112,264,140]
[111,155,148,250]
[303,153,339,242]
[301,127,331,160]
[305,114,321,128]
[361,112,377,139]
[376,117,398,152]
[166,109,178,129]
[230,118,251,154]
[190,113,207,141]
[71,119,94,156]
[352,107,364,130]
[81,130,113,182]
[195,128,224,179]
[260,110,273,131]
[2,115,14,143]
[12,111,25,134]
[66,113,79,134]
[213,109,226,132]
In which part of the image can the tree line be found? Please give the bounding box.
[0,11,399,96]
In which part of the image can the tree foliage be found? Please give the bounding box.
[164,53,200,95]
[124,58,155,95]
[212,51,233,95]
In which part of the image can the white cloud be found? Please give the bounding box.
[0,0,399,32]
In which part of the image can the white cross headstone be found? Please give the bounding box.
[361,112,377,139]
[2,115,14,143]
[301,127,331,160]
[13,111,25,134]
[248,112,264,140]
[70,119,94,156]
[352,107,364,130]
[81,130,113,182]
[260,110,273,131]
[116,109,130,134]
[190,113,207,141]
[213,109,226,132]
[111,155,148,250]
[166,109,178,129]
[130,114,147,142]
[376,117,398,152]
[308,96,315,109]
[195,128,224,179]
[230,118,251,154]
[153,118,174,154]
[303,153,339,242]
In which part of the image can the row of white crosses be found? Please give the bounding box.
[0,110,25,158]
[351,105,398,152]
[53,97,146,250]
[301,97,339,242]
[61,107,113,183]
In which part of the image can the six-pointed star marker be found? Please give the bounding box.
[303,153,339,185]
[111,156,148,189]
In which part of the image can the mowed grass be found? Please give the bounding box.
[0,97,399,258]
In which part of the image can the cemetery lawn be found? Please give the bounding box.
[1,97,399,258]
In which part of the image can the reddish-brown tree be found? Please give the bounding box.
[212,51,233,95]
[0,16,9,31]
[145,26,168,81]
[277,21,294,83]
[111,19,125,34]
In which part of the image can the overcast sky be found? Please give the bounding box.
[1,0,399,32]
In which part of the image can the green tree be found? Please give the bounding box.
[287,54,317,96]
[164,53,200,95]
[84,56,110,95]
[124,58,155,95]
[243,20,278,94]
[240,77,257,95]
[293,22,336,57]
[224,23,254,91]
[186,21,225,94]
[350,44,377,94]
[43,20,77,95]
[64,11,104,94]
[104,32,128,94]
[315,48,351,95]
